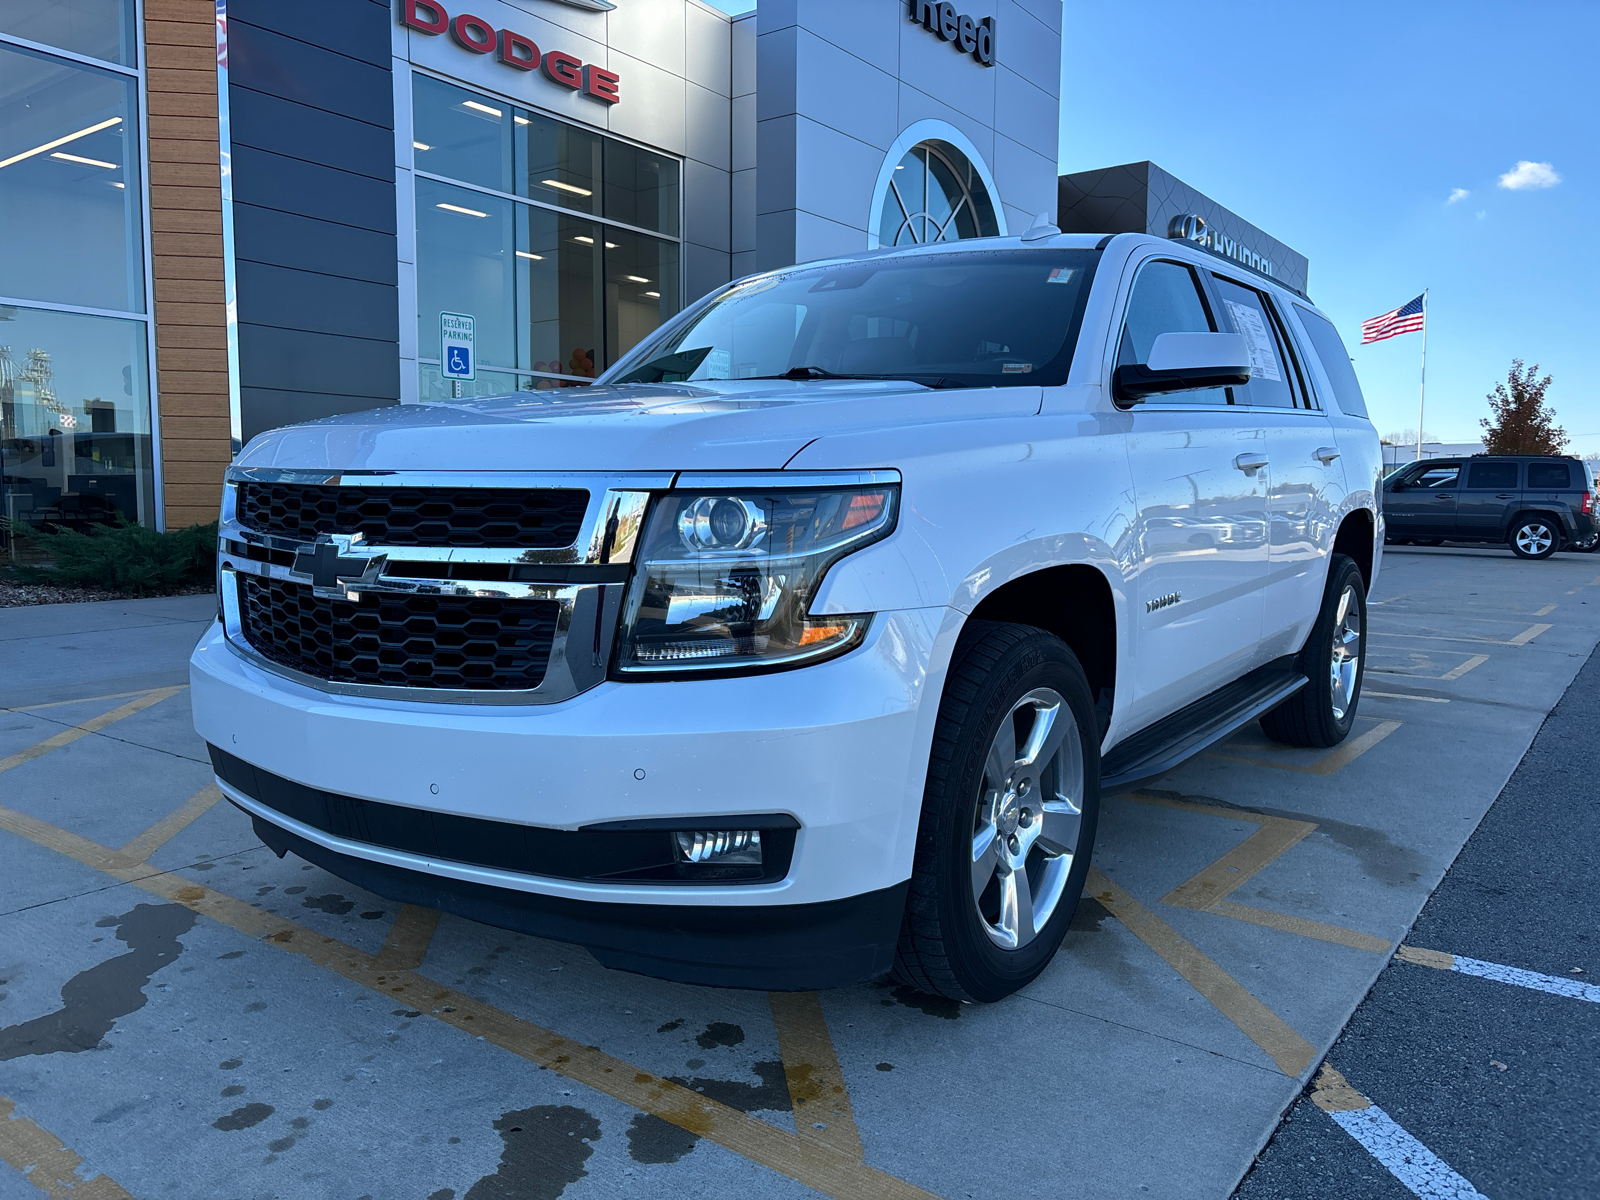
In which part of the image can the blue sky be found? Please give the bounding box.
[1058,1,1598,451]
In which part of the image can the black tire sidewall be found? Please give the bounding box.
[926,627,1101,1002]
[1305,555,1367,741]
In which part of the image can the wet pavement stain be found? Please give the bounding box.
[0,903,195,1060]
[885,984,962,1020]
[656,1018,684,1033]
[464,1105,601,1200]
[694,1021,745,1050]
[300,893,354,915]
[213,1102,275,1131]
[1068,895,1114,933]
[667,1060,791,1114]
[625,1112,699,1164]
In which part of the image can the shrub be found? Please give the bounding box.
[5,517,217,596]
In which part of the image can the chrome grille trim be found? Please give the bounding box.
[217,470,667,705]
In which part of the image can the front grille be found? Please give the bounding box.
[239,575,557,690]
[236,482,589,549]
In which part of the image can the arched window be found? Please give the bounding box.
[875,141,1000,247]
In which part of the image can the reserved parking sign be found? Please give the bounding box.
[440,312,475,381]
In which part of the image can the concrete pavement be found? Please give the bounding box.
[1,544,1596,1198]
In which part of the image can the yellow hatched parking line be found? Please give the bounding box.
[0,687,184,776]
[1205,718,1402,776]
[0,787,932,1200]
[1088,866,1317,1077]
[0,1094,134,1200]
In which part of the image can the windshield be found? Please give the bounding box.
[605,248,1102,390]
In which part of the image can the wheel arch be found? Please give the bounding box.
[964,564,1117,736]
[1506,508,1566,538]
[1332,508,1376,592]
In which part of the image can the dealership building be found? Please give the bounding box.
[1,0,1296,536]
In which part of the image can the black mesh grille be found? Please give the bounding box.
[236,482,588,549]
[239,576,557,690]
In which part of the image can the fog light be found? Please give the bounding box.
[675,829,762,865]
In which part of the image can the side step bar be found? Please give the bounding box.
[1100,660,1308,795]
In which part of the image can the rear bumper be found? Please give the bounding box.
[245,807,907,990]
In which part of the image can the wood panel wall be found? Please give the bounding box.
[143,0,231,530]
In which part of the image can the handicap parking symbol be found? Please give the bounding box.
[447,346,470,375]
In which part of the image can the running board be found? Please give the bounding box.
[1100,660,1308,795]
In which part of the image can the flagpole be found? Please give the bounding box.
[1414,289,1429,464]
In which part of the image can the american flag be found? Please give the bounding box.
[1361,294,1426,344]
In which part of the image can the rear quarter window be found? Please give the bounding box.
[1466,461,1520,489]
[1527,462,1572,489]
[1293,304,1369,419]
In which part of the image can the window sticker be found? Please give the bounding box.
[702,349,732,377]
[1224,300,1282,382]
[1045,267,1076,285]
[1001,362,1033,374]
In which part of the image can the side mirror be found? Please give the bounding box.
[1390,480,1405,492]
[1114,332,1251,406]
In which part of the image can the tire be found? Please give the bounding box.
[1260,554,1367,748]
[1509,517,1558,559]
[892,621,1101,1003]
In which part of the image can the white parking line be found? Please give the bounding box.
[1396,945,1600,1002]
[1311,1065,1488,1199]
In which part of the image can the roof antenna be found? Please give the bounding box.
[1020,212,1060,241]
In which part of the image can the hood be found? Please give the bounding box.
[233,379,1043,473]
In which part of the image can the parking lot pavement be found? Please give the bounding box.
[1234,595,1600,1200]
[2,544,1598,1199]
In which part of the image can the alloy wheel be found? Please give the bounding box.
[1330,583,1362,723]
[970,688,1084,950]
[1515,523,1554,556]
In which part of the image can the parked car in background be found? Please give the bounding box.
[1383,455,1596,559]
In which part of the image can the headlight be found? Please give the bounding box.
[612,480,899,676]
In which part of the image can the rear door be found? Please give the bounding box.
[1114,256,1270,729]
[1458,459,1521,540]
[1206,271,1341,659]
[1385,461,1461,538]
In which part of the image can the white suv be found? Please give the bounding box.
[191,227,1381,1002]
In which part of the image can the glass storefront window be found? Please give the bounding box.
[412,72,682,390]
[518,109,601,218]
[0,41,144,312]
[411,73,513,195]
[0,303,153,543]
[603,139,679,236]
[604,227,680,364]
[0,0,136,67]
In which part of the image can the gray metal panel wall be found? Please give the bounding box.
[1058,160,1310,295]
[228,0,399,443]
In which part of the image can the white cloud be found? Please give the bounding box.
[1498,160,1561,190]
[1476,210,1488,220]
[1447,187,1470,204]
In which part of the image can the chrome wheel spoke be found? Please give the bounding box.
[985,719,1018,789]
[996,862,1035,949]
[1036,800,1080,857]
[1016,697,1067,770]
[971,823,1000,897]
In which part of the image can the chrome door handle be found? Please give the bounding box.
[1495,493,1514,499]
[1313,446,1341,464]
[1234,453,1269,473]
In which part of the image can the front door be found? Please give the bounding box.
[1384,461,1461,539]
[1456,458,1522,540]
[1115,257,1270,730]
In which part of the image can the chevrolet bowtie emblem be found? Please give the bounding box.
[292,533,387,599]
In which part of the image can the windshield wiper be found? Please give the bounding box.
[743,366,958,387]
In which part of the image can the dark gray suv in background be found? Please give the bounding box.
[1383,455,1597,559]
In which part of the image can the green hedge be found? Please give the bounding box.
[5,518,217,596]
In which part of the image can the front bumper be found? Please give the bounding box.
[190,609,946,984]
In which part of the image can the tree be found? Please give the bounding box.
[1481,360,1568,455]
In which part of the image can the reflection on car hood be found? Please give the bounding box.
[233,378,1044,472]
